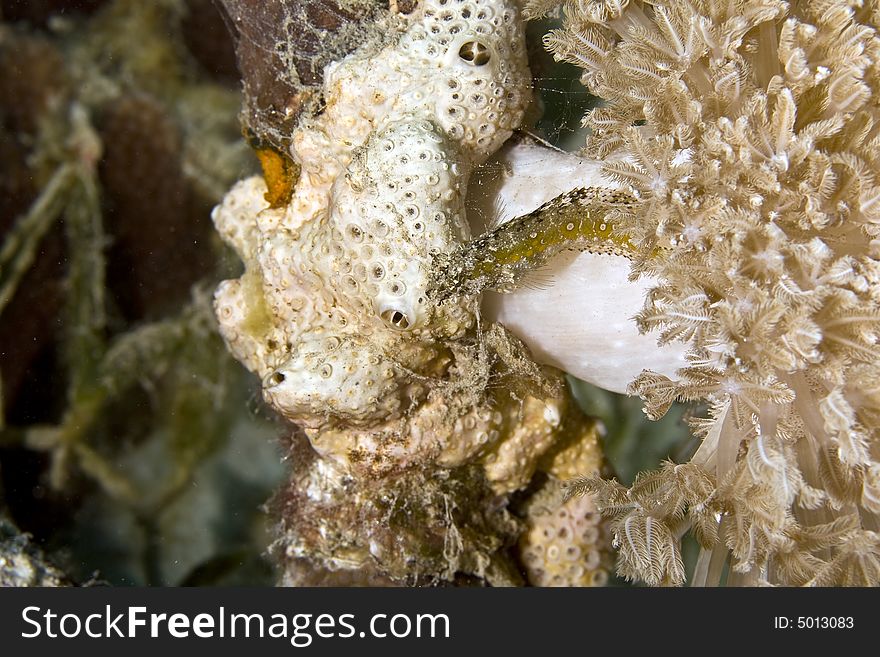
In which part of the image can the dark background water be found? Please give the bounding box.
[0,0,694,586]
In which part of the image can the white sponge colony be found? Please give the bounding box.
[263,336,408,427]
[213,0,533,431]
[400,0,530,159]
[324,119,469,335]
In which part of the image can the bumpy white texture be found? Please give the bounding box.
[472,143,690,393]
[263,335,410,427]
[520,489,609,587]
[289,0,531,238]
[321,119,471,336]
[214,0,536,463]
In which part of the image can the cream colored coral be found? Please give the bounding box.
[539,0,880,586]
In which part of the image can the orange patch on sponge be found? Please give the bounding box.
[254,145,299,208]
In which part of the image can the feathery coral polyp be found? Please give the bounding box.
[547,0,880,585]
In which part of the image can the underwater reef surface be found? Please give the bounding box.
[0,0,695,586]
[537,0,880,586]
[0,0,285,586]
